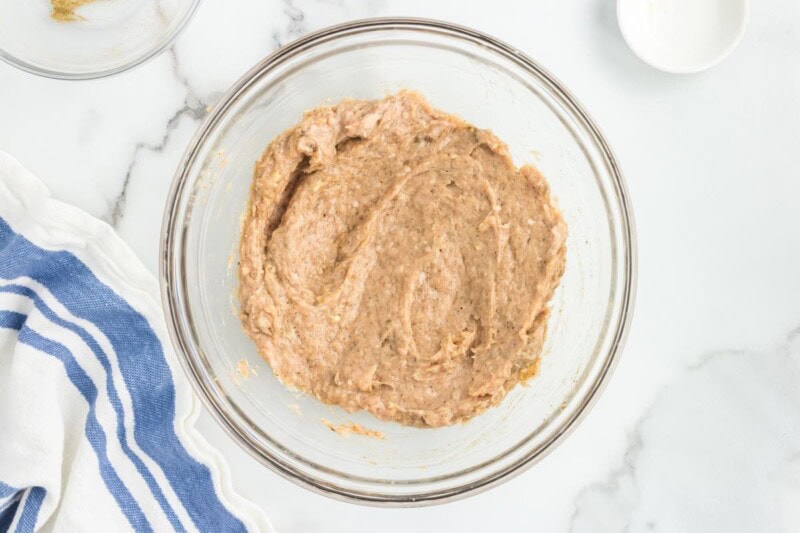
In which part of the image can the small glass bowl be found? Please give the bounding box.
[161,18,636,505]
[0,0,198,79]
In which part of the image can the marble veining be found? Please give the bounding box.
[570,327,800,533]
[272,0,307,49]
[109,48,209,227]
[1,1,799,531]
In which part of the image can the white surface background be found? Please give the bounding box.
[1,1,799,531]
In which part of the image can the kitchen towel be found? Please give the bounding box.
[0,152,272,532]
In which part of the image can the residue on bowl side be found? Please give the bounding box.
[519,356,542,384]
[236,358,256,379]
[321,419,385,439]
[50,0,97,22]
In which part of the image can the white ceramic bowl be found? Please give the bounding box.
[618,0,749,73]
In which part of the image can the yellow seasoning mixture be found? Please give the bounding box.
[50,0,97,22]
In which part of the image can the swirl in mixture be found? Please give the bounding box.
[239,91,566,427]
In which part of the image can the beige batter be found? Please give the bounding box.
[239,91,566,427]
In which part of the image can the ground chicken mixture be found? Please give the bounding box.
[238,91,566,427]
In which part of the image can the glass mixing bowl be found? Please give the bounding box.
[0,0,198,79]
[161,18,636,505]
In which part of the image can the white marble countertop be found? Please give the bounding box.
[2,1,799,531]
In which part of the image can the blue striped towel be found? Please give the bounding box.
[0,152,272,532]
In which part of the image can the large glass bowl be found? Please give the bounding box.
[161,18,636,506]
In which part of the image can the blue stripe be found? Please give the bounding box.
[0,217,245,532]
[0,484,20,515]
[0,495,20,533]
[13,487,45,533]
[0,495,19,515]
[0,312,24,333]
[0,490,19,514]
[0,311,152,533]
[0,482,17,500]
[0,285,183,531]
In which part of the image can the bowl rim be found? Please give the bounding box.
[0,0,200,80]
[160,16,638,507]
